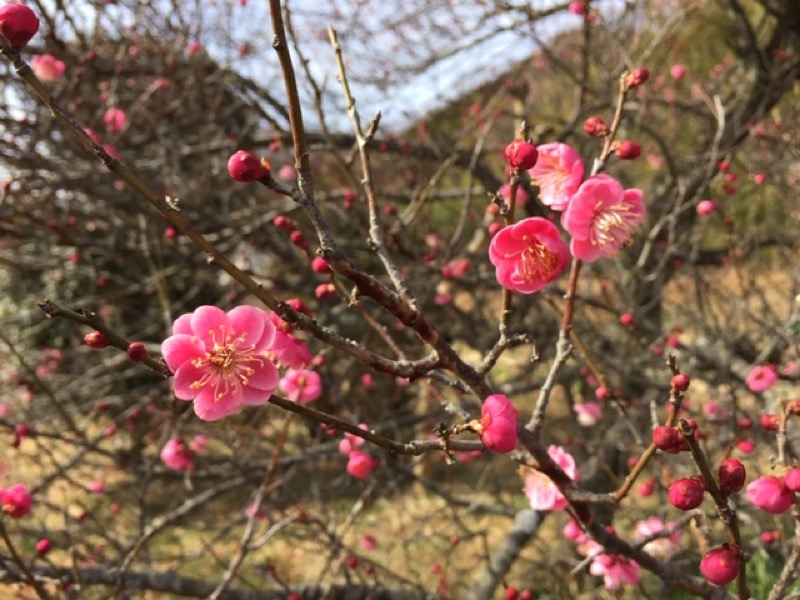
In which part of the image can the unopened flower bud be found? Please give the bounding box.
[126,341,148,362]
[36,538,52,556]
[503,140,538,171]
[289,230,308,250]
[0,3,40,48]
[671,373,690,392]
[84,331,110,349]
[700,544,740,586]
[718,458,746,495]
[311,257,332,274]
[227,150,269,182]
[652,425,686,454]
[614,140,641,160]
[668,476,705,510]
[583,115,609,137]
[760,413,779,431]
[624,67,649,89]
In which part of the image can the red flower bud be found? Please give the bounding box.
[503,140,538,170]
[36,538,52,555]
[699,544,740,586]
[760,413,780,431]
[583,115,609,137]
[476,394,520,453]
[624,67,649,89]
[289,230,308,250]
[652,425,686,454]
[0,3,39,48]
[126,341,148,362]
[83,331,110,349]
[718,458,746,495]
[614,140,641,160]
[311,256,332,274]
[671,373,690,392]
[273,215,296,231]
[227,150,269,182]
[668,476,705,510]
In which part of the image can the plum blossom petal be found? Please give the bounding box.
[489,217,569,294]
[161,306,280,421]
[563,174,646,262]
[529,142,584,211]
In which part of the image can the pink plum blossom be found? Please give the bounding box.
[475,394,520,453]
[562,174,646,262]
[488,217,569,294]
[278,368,322,404]
[635,517,681,560]
[103,107,127,134]
[441,258,471,279]
[522,445,579,511]
[746,365,778,393]
[339,424,368,455]
[268,330,312,369]
[347,450,379,479]
[31,54,66,81]
[528,142,584,211]
[746,476,795,514]
[160,437,194,471]
[1,483,33,517]
[589,554,641,590]
[573,401,603,427]
[161,305,279,421]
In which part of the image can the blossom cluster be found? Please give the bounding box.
[493,141,646,294]
[161,305,321,422]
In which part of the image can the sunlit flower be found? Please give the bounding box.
[745,365,777,393]
[746,476,794,514]
[590,554,640,590]
[522,445,579,511]
[529,142,584,211]
[489,217,569,294]
[635,517,681,560]
[562,174,646,262]
[161,305,279,421]
[31,54,65,81]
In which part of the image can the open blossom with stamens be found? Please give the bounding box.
[161,306,279,421]
[562,174,646,262]
[528,142,584,211]
[489,217,569,294]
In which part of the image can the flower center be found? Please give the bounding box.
[591,201,639,251]
[519,240,559,283]
[190,326,264,402]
